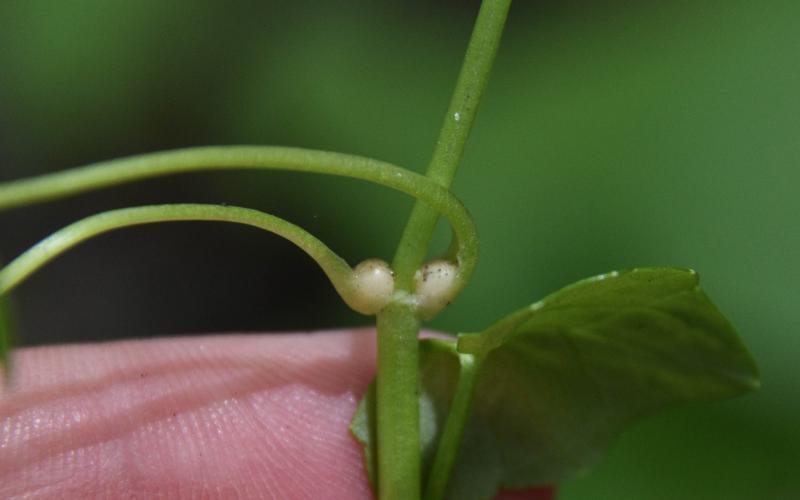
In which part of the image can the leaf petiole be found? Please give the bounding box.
[423,351,485,500]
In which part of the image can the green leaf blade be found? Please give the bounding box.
[452,267,759,494]
[0,291,16,380]
[350,383,378,490]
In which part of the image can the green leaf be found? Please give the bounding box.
[450,267,759,496]
[350,383,378,488]
[351,268,759,500]
[0,291,15,380]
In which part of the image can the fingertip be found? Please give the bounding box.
[0,330,377,499]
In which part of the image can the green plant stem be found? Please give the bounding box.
[0,203,358,307]
[0,145,479,301]
[0,147,445,216]
[375,1,511,499]
[423,353,484,500]
[376,302,421,500]
[392,0,511,289]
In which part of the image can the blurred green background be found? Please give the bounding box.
[1,1,797,498]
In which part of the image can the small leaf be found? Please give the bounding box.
[351,268,759,500]
[452,268,759,496]
[0,291,16,380]
[350,383,378,488]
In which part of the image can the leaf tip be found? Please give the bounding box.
[739,357,762,392]
[745,376,761,391]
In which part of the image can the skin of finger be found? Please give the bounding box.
[0,330,553,499]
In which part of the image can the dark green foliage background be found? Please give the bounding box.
[0,1,797,498]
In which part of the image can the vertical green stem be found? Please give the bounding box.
[375,1,512,498]
[392,0,512,289]
[376,302,421,500]
[423,353,484,500]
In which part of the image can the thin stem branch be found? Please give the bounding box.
[0,204,370,310]
[423,353,484,500]
[0,147,440,213]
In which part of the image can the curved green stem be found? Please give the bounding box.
[0,203,382,313]
[0,145,478,298]
[423,353,484,500]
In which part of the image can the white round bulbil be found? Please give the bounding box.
[350,259,395,314]
[414,259,459,319]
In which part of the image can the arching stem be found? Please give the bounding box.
[0,204,374,311]
[0,145,478,302]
